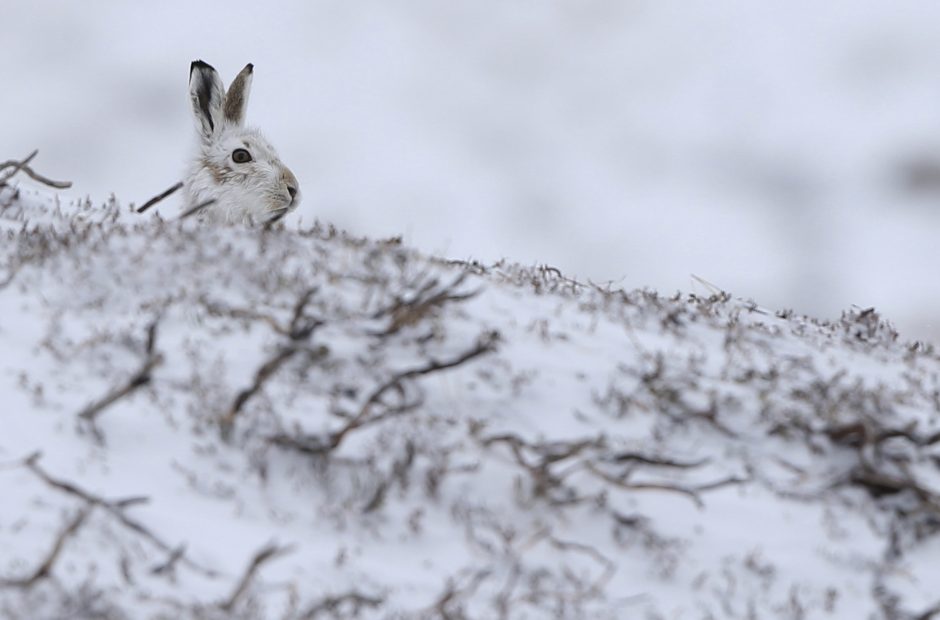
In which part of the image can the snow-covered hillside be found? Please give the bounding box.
[2,174,940,619]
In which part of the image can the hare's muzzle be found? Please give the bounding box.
[281,168,300,207]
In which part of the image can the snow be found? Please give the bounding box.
[1,181,940,618]
[6,2,940,340]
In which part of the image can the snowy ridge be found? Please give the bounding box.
[1,184,940,619]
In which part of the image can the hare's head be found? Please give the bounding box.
[184,60,299,223]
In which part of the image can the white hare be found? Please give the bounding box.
[183,60,299,223]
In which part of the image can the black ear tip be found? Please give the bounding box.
[190,60,214,76]
[245,63,254,73]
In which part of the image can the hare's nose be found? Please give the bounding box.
[281,168,300,204]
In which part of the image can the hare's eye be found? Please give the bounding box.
[232,148,252,164]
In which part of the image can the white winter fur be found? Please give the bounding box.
[184,61,299,224]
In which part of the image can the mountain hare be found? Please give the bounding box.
[184,60,299,223]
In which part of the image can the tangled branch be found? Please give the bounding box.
[271,331,499,456]
[372,272,479,337]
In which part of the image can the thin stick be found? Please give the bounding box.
[178,197,216,220]
[77,355,162,424]
[23,453,218,577]
[0,509,89,587]
[220,346,297,434]
[585,461,747,509]
[300,591,384,619]
[0,153,71,189]
[136,181,183,213]
[18,165,72,188]
[264,208,289,229]
[608,451,710,469]
[150,545,186,576]
[77,320,163,441]
[266,333,497,458]
[0,150,38,186]
[325,331,499,452]
[218,288,322,436]
[220,542,294,612]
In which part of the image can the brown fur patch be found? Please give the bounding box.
[224,64,253,124]
[202,157,225,183]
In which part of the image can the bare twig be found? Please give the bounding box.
[299,591,384,619]
[373,273,480,336]
[268,333,497,459]
[219,289,323,436]
[846,465,940,513]
[428,569,491,619]
[136,181,183,213]
[481,433,599,503]
[220,346,298,435]
[543,533,617,594]
[0,508,89,588]
[585,461,747,508]
[287,287,322,340]
[178,197,216,220]
[915,600,940,620]
[483,433,599,466]
[150,544,187,577]
[825,420,940,449]
[23,453,218,577]
[263,207,290,229]
[326,331,499,452]
[77,320,163,441]
[0,151,37,186]
[267,432,335,456]
[199,297,287,335]
[201,288,322,339]
[361,441,418,514]
[32,170,71,187]
[220,542,294,612]
[607,451,710,469]
[0,151,72,189]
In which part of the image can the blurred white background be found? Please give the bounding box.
[6,0,940,340]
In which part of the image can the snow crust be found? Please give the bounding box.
[1,185,940,618]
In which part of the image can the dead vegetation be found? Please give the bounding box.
[78,319,163,442]
[2,171,940,618]
[0,150,72,190]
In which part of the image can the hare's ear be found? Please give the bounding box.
[224,63,253,126]
[189,60,225,139]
